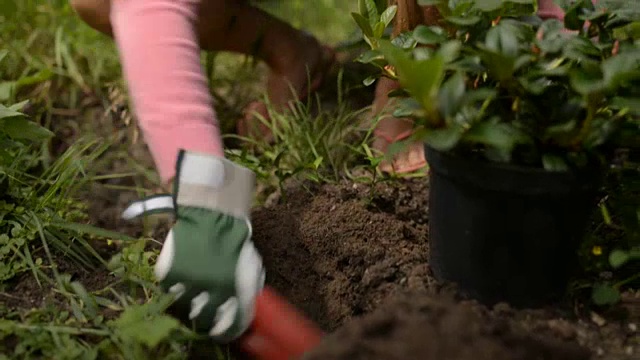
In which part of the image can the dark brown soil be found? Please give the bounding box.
[251,179,432,331]
[249,178,639,360]
[303,293,590,360]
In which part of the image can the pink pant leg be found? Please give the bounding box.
[537,0,566,20]
[110,0,224,184]
[537,0,598,20]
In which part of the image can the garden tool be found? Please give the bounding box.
[236,286,324,360]
[121,149,323,359]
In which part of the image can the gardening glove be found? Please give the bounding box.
[120,150,265,342]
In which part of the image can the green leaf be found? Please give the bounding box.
[582,117,617,148]
[473,0,504,12]
[0,1,17,16]
[9,100,29,112]
[552,0,575,11]
[413,47,434,60]
[461,88,498,106]
[569,68,605,95]
[536,20,570,53]
[359,0,380,27]
[0,50,7,63]
[373,21,386,38]
[485,22,521,59]
[352,12,374,37]
[393,98,426,118]
[438,72,466,118]
[114,310,182,348]
[439,40,462,63]
[413,25,447,45]
[424,126,464,151]
[563,36,602,63]
[0,104,23,119]
[445,16,482,26]
[600,203,613,225]
[363,75,378,86]
[610,97,640,115]
[50,222,137,242]
[70,281,98,317]
[15,69,53,88]
[386,137,414,160]
[514,54,535,71]
[543,119,578,144]
[0,82,13,102]
[464,122,529,153]
[563,0,593,30]
[1,116,54,141]
[542,154,569,171]
[533,58,571,77]
[476,46,516,81]
[379,40,445,116]
[601,51,640,90]
[591,283,621,306]
[449,56,485,73]
[356,49,384,64]
[518,76,548,94]
[392,32,418,49]
[380,5,398,27]
[609,249,630,268]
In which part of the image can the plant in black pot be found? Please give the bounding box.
[353,0,640,307]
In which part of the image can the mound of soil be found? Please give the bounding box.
[251,179,431,331]
[249,179,639,360]
[303,293,590,360]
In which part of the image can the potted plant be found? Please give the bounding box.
[352,0,640,307]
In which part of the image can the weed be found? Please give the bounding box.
[225,69,379,199]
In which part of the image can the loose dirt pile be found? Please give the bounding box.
[303,293,590,360]
[249,179,639,360]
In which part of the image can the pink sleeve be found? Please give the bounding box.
[110,0,224,184]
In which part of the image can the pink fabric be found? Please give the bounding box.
[537,0,598,20]
[110,0,223,184]
[537,0,566,20]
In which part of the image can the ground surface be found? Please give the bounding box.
[9,175,638,359]
[250,179,639,360]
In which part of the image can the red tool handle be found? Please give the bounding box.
[237,286,324,360]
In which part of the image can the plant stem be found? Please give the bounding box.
[615,272,640,288]
[572,93,601,147]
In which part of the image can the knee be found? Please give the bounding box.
[70,0,113,36]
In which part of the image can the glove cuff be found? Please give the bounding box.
[174,150,255,220]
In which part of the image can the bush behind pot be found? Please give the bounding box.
[354,0,640,172]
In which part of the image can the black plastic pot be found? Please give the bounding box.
[425,146,604,308]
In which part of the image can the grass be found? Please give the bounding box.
[0,0,638,358]
[0,1,383,359]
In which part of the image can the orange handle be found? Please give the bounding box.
[237,286,324,360]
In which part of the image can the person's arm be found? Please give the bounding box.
[110,0,224,185]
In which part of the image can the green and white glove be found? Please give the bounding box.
[121,150,265,342]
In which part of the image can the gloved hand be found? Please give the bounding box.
[121,149,265,342]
